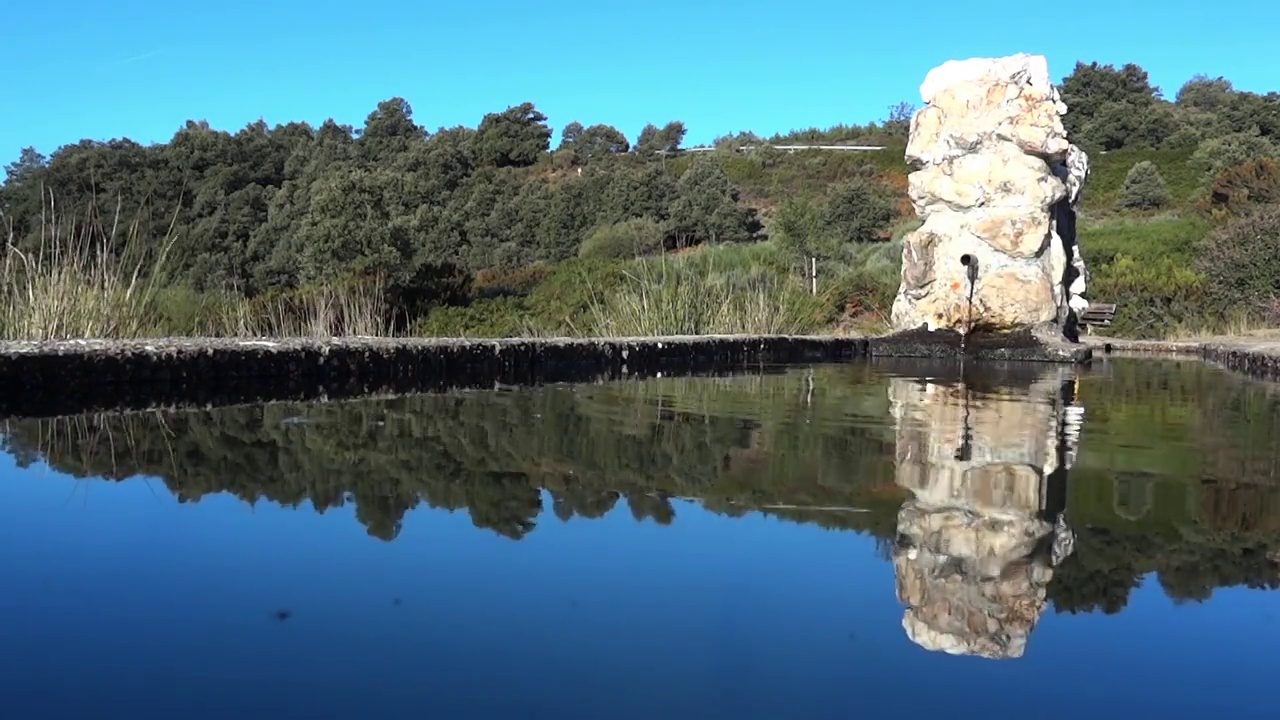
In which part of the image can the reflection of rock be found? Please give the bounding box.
[892,53,1091,342]
[888,363,1081,659]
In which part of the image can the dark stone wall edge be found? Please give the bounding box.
[1082,337,1280,383]
[2,334,1277,419]
[0,335,869,419]
[1198,342,1280,382]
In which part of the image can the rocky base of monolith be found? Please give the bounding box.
[870,322,1091,364]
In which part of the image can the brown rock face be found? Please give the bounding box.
[892,54,1092,336]
[966,207,1052,259]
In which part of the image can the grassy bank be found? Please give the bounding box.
[0,223,876,341]
[2,206,1274,342]
[2,212,396,340]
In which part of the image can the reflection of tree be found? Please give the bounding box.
[1060,358,1280,611]
[0,360,1278,613]
[1155,524,1280,601]
[0,369,900,543]
[1197,479,1280,534]
[1048,512,1280,614]
[1113,472,1155,520]
[1047,528,1146,614]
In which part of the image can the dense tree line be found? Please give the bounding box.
[1060,62,1280,160]
[0,93,913,330]
[0,101,778,308]
[751,61,1280,167]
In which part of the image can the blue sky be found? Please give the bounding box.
[2,1,1276,165]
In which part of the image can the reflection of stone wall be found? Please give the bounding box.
[890,368,1080,659]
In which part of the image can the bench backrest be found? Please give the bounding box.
[1079,303,1117,325]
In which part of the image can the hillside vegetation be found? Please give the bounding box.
[2,60,1278,340]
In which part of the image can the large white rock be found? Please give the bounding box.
[918,53,1057,107]
[893,54,1091,335]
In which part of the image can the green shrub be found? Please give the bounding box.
[688,241,793,273]
[1202,158,1280,219]
[524,258,630,334]
[821,268,898,327]
[821,176,899,244]
[472,263,552,298]
[1120,161,1171,209]
[1089,254,1206,337]
[773,196,824,258]
[1078,215,1221,337]
[1189,133,1280,178]
[153,286,238,335]
[1193,204,1280,317]
[588,256,822,336]
[1078,215,1208,268]
[578,217,664,260]
[412,296,535,338]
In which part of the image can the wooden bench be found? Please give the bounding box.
[1077,303,1117,334]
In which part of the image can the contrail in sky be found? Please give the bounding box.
[113,50,163,66]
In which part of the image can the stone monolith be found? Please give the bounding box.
[892,53,1091,340]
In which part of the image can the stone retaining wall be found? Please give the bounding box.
[0,335,868,418]
[1200,341,1280,379]
[2,333,1277,420]
[1084,336,1280,381]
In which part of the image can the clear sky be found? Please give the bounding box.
[2,1,1276,165]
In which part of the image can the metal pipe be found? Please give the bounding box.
[959,254,979,352]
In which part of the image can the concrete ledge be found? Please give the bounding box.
[0,335,868,419]
[1199,340,1280,379]
[1083,336,1280,379]
[3,332,1277,419]
[1079,337,1202,355]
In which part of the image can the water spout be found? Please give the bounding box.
[959,254,979,353]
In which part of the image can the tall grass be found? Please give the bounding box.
[587,252,823,336]
[2,193,394,341]
[1,193,176,341]
[218,277,393,338]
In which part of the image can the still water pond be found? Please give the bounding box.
[1,357,1278,718]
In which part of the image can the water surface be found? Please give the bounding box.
[1,357,1278,718]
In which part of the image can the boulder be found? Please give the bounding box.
[892,53,1092,341]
